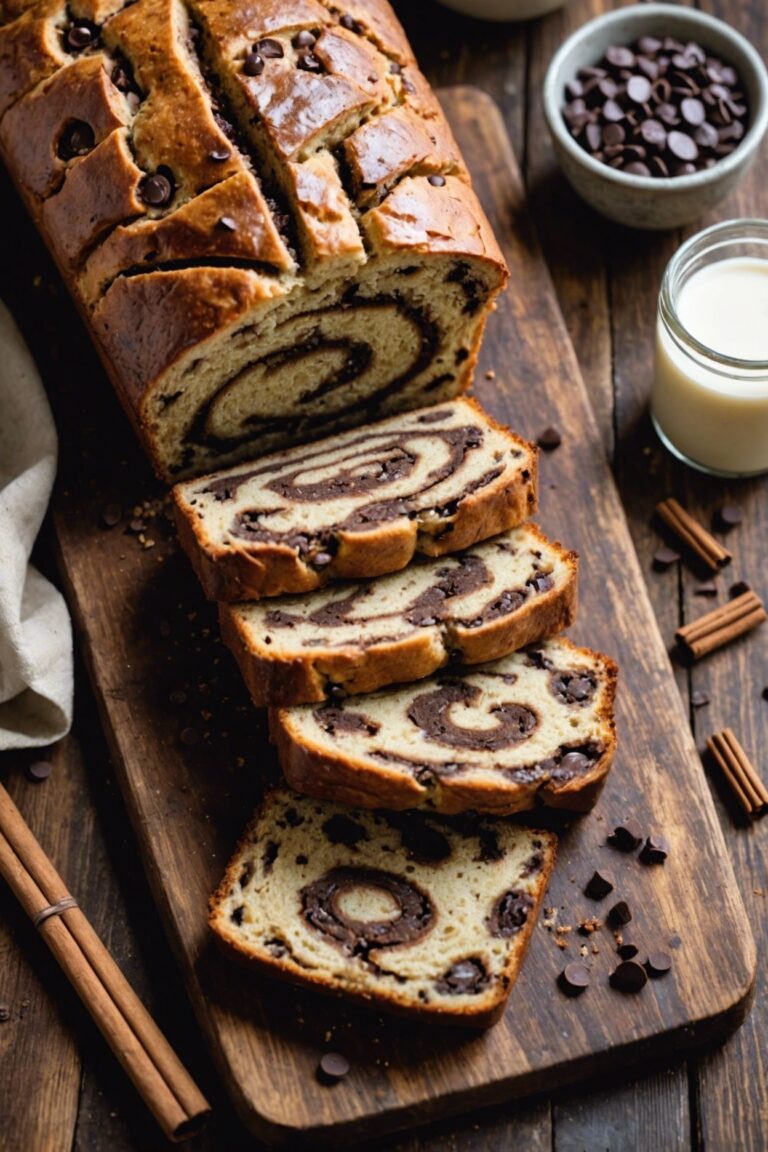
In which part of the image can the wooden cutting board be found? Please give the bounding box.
[47,88,754,1146]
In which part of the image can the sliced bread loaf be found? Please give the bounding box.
[222,524,578,705]
[271,637,618,816]
[173,398,538,600]
[209,789,556,1028]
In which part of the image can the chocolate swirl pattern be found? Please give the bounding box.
[221,523,578,705]
[273,636,619,816]
[0,0,507,481]
[209,789,557,1027]
[174,398,538,600]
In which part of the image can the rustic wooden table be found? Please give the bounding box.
[1,1,766,1149]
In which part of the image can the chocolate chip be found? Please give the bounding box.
[218,216,237,231]
[100,502,122,528]
[608,900,632,927]
[297,50,323,73]
[312,551,333,568]
[715,503,742,529]
[585,869,614,900]
[256,37,283,58]
[427,174,446,187]
[762,686,768,702]
[322,814,367,848]
[58,120,95,160]
[209,148,231,162]
[243,51,264,76]
[667,130,698,161]
[294,29,316,48]
[559,962,590,997]
[608,817,643,852]
[680,97,705,126]
[559,751,591,775]
[340,14,363,33]
[691,689,709,708]
[179,727,199,746]
[27,760,53,782]
[66,22,95,50]
[624,161,651,176]
[729,580,751,598]
[317,1052,350,1084]
[537,426,562,451]
[695,580,718,597]
[627,75,652,104]
[617,941,639,960]
[610,959,648,992]
[437,957,489,994]
[653,547,680,571]
[140,171,173,207]
[606,45,635,69]
[645,951,672,978]
[640,834,670,865]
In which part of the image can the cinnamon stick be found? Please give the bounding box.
[656,498,732,572]
[0,783,210,1142]
[706,729,768,819]
[676,590,767,660]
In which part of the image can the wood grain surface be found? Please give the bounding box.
[20,87,753,1146]
[1,2,767,1148]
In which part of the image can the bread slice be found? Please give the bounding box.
[272,637,618,816]
[173,398,538,600]
[222,524,578,706]
[209,789,556,1028]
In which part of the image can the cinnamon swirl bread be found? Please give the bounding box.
[173,398,538,600]
[0,0,507,481]
[222,524,577,705]
[209,788,556,1027]
[272,637,618,815]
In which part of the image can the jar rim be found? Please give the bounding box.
[659,218,768,374]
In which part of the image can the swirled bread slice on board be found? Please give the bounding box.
[221,524,578,706]
[209,789,556,1028]
[173,398,538,600]
[272,637,618,816]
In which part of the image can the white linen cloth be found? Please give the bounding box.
[0,300,73,749]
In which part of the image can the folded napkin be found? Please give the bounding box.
[0,300,73,750]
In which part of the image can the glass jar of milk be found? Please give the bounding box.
[652,219,768,478]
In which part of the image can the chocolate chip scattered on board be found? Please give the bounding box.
[317,1052,350,1084]
[653,547,681,571]
[608,818,643,852]
[610,959,648,993]
[537,427,562,451]
[608,900,632,927]
[640,834,670,865]
[584,870,615,899]
[559,963,590,997]
[645,951,673,978]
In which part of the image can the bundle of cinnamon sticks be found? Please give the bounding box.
[0,783,210,1142]
[676,589,767,660]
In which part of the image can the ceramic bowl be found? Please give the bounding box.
[436,0,568,21]
[542,4,768,229]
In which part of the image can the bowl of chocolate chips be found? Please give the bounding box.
[543,3,768,229]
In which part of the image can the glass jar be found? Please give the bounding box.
[652,219,768,478]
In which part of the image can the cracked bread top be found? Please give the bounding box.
[0,0,506,435]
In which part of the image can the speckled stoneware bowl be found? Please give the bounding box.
[543,4,768,230]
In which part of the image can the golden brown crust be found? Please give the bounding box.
[220,533,578,707]
[271,642,619,817]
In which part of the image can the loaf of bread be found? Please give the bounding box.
[271,637,618,815]
[0,0,507,481]
[221,523,578,705]
[173,398,538,600]
[209,788,556,1027]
